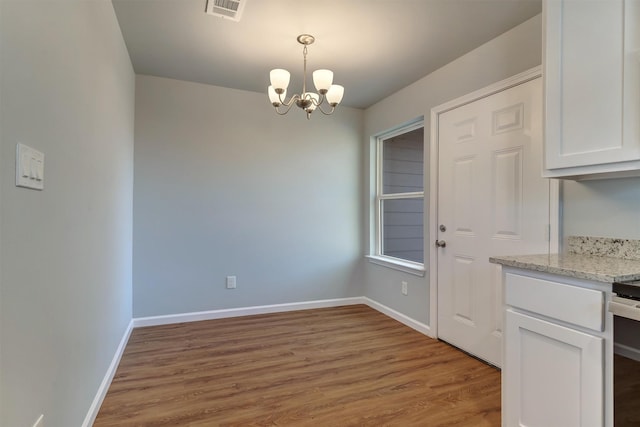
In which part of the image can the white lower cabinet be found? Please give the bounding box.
[502,270,611,427]
[504,309,604,427]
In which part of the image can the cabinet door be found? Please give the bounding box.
[504,309,604,427]
[544,0,640,171]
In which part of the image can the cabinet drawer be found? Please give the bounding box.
[505,273,604,331]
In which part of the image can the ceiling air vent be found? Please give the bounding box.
[205,0,246,22]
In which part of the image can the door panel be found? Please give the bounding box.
[436,77,549,366]
[452,255,474,325]
[453,157,475,235]
[492,147,522,238]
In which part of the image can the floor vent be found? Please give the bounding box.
[205,0,246,22]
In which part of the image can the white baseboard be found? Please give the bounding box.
[614,342,640,362]
[363,297,433,338]
[133,297,366,327]
[81,319,134,427]
[132,298,432,338]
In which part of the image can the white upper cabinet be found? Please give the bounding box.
[543,0,640,179]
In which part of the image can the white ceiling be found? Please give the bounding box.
[112,0,541,109]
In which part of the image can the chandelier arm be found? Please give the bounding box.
[278,92,299,108]
[315,103,336,115]
[274,99,299,115]
[309,93,325,106]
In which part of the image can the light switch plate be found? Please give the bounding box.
[226,276,237,289]
[16,143,44,190]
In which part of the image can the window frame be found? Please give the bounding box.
[368,119,426,276]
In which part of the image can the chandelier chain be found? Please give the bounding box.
[302,45,308,97]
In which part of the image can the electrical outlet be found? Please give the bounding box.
[401,281,408,296]
[226,276,237,289]
[33,414,44,427]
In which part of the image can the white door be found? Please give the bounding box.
[436,77,550,366]
[504,310,604,427]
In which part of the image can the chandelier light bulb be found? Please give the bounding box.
[326,85,344,106]
[270,69,290,92]
[313,69,334,94]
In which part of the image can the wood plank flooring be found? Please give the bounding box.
[94,305,500,426]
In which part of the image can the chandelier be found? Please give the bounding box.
[268,34,344,119]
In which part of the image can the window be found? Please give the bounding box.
[371,122,424,272]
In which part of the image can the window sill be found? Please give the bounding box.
[366,255,426,277]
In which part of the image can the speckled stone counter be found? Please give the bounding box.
[490,236,640,283]
[489,253,640,283]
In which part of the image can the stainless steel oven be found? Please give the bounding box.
[610,281,640,427]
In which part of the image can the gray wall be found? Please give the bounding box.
[133,76,364,317]
[362,15,543,325]
[0,1,134,426]
[562,178,640,239]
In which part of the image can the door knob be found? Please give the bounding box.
[435,240,446,248]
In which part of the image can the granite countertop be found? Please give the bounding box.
[489,236,640,283]
[489,253,640,283]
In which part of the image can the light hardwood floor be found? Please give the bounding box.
[94,305,500,426]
